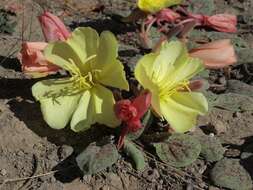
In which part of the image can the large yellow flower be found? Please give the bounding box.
[135,41,208,132]
[138,0,182,13]
[32,27,129,132]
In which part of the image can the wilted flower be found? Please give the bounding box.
[115,91,151,148]
[18,42,59,78]
[152,8,181,26]
[135,40,208,132]
[138,0,182,13]
[38,11,71,42]
[189,13,237,33]
[190,39,237,69]
[32,27,129,131]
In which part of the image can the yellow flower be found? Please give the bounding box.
[32,27,129,132]
[135,41,208,132]
[137,0,182,13]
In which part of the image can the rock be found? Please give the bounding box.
[225,148,241,158]
[241,143,253,160]
[0,169,7,176]
[211,119,228,135]
[210,158,253,190]
[143,169,160,182]
[106,173,123,190]
[58,145,74,160]
[196,134,225,162]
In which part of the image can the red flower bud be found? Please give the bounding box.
[115,91,151,149]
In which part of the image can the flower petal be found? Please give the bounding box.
[44,41,84,72]
[97,60,129,90]
[95,31,118,70]
[66,27,99,63]
[160,92,208,132]
[92,85,120,127]
[131,91,151,119]
[40,94,81,129]
[94,31,128,90]
[32,78,76,100]
[135,53,158,90]
[70,90,94,132]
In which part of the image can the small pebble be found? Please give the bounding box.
[0,169,7,176]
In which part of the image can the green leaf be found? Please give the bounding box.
[212,93,253,111]
[123,139,146,171]
[154,134,201,167]
[196,134,225,162]
[211,159,253,190]
[76,143,119,175]
[226,80,253,97]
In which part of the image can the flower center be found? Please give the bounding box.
[67,55,101,91]
[159,80,191,98]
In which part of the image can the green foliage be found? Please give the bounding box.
[76,143,119,175]
[154,134,201,167]
[212,93,253,112]
[226,80,253,98]
[196,134,225,162]
[123,139,146,171]
[211,159,253,190]
[0,9,16,34]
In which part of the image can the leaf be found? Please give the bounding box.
[226,80,253,97]
[123,139,146,171]
[196,134,225,162]
[211,159,253,190]
[154,134,201,167]
[212,93,253,111]
[76,143,119,175]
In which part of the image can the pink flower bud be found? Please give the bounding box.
[38,11,71,42]
[189,14,237,33]
[206,14,237,33]
[190,39,237,69]
[18,42,59,78]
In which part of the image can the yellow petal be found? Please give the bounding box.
[67,27,99,64]
[91,85,120,127]
[32,78,74,100]
[151,41,186,84]
[134,53,158,90]
[44,41,84,72]
[97,59,129,90]
[40,95,81,129]
[95,31,118,70]
[160,92,208,132]
[71,90,94,132]
[138,0,182,13]
[95,31,129,90]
